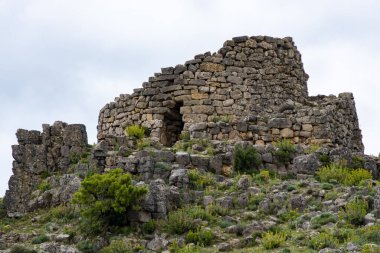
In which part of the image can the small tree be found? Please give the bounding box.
[72,168,147,232]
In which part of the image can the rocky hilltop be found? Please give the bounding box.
[1,36,380,253]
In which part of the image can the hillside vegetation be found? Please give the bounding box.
[1,136,379,253]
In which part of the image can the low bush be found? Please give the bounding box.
[187,169,216,190]
[274,139,296,164]
[31,234,49,244]
[179,131,190,140]
[261,231,286,249]
[72,168,148,233]
[186,228,215,246]
[10,245,37,253]
[279,209,300,222]
[308,232,338,251]
[169,242,203,253]
[233,145,262,174]
[321,182,334,190]
[141,220,156,234]
[100,239,133,253]
[77,240,97,253]
[44,204,79,224]
[247,193,265,211]
[358,225,380,244]
[310,212,337,229]
[258,169,270,182]
[187,206,214,222]
[165,208,198,235]
[351,155,365,169]
[37,179,51,193]
[0,198,6,219]
[361,244,380,253]
[208,204,229,216]
[339,197,368,226]
[125,125,146,139]
[317,164,372,186]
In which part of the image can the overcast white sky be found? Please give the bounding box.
[1,0,380,196]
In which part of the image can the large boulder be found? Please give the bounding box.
[293,153,322,175]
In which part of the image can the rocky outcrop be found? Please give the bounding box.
[4,121,88,217]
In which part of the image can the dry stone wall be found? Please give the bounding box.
[97,35,363,152]
[4,121,88,217]
[4,35,371,218]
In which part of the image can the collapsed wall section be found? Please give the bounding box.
[4,121,88,217]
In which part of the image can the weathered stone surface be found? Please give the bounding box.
[4,122,88,216]
[147,237,169,251]
[293,153,322,175]
[374,187,380,218]
[169,168,189,188]
[268,118,292,129]
[200,62,224,72]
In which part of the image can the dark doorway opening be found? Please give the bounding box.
[160,101,184,146]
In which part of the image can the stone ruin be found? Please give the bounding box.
[4,35,380,219]
[98,35,363,152]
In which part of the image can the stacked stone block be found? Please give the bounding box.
[97,35,363,152]
[4,121,88,216]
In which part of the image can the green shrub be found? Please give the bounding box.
[361,244,380,253]
[187,206,214,222]
[44,205,79,224]
[319,154,331,166]
[137,138,151,150]
[169,242,203,253]
[218,219,235,228]
[186,228,215,246]
[72,168,148,232]
[317,164,372,186]
[287,184,297,192]
[274,139,296,164]
[77,240,97,253]
[37,179,51,192]
[10,245,37,253]
[165,208,197,235]
[258,169,270,182]
[358,225,380,244]
[279,209,300,222]
[31,234,49,244]
[247,193,265,211]
[233,144,262,173]
[179,131,190,140]
[0,198,6,218]
[100,239,133,253]
[346,168,373,186]
[332,228,354,243]
[261,231,286,249]
[141,220,156,234]
[309,232,338,250]
[351,156,365,169]
[173,138,215,155]
[187,169,216,190]
[321,182,334,190]
[339,197,368,225]
[125,125,146,139]
[208,204,229,216]
[310,212,337,229]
